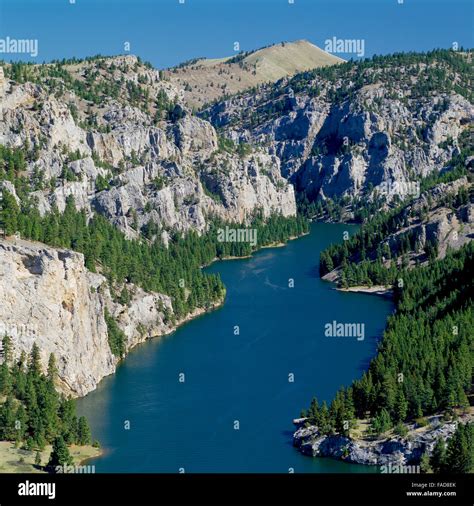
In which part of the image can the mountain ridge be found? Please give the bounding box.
[164,39,344,108]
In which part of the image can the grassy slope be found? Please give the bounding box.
[0,442,101,473]
[165,40,343,108]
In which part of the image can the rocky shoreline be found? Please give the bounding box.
[0,228,306,399]
[293,411,473,468]
[335,285,393,299]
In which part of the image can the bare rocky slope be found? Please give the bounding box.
[0,58,296,239]
[0,237,176,396]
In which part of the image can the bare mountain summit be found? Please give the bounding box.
[164,40,343,108]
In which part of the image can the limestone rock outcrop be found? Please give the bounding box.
[0,238,177,397]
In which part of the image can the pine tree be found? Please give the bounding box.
[380,376,397,414]
[48,436,73,470]
[59,398,77,444]
[47,354,57,383]
[343,388,356,433]
[14,403,27,441]
[308,397,320,425]
[0,190,19,236]
[28,343,42,378]
[420,451,431,473]
[0,395,17,440]
[77,416,92,445]
[445,424,473,473]
[394,389,408,422]
[0,335,12,395]
[319,401,332,434]
[430,437,447,473]
[371,408,392,436]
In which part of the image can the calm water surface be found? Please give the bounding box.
[77,223,392,473]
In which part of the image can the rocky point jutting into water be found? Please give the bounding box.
[293,411,474,467]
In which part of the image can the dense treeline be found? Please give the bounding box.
[318,204,411,278]
[1,138,308,355]
[357,243,473,418]
[319,180,471,287]
[10,195,226,329]
[0,337,93,467]
[1,162,308,356]
[302,242,474,471]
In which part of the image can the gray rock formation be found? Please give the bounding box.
[0,237,178,397]
[0,238,115,396]
[293,413,473,467]
[0,57,297,238]
[203,70,473,206]
[0,52,471,402]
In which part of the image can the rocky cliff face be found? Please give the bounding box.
[0,51,472,399]
[0,237,178,396]
[385,178,473,262]
[203,53,473,208]
[0,238,115,396]
[0,56,296,239]
[0,55,297,396]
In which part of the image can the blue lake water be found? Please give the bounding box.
[77,223,392,473]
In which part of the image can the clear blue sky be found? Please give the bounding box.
[0,0,472,68]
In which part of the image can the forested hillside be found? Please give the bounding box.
[0,46,472,473]
[0,141,307,324]
[300,166,473,471]
[0,51,302,396]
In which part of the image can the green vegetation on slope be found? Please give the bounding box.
[302,133,473,469]
[2,59,152,111]
[0,142,307,356]
[208,49,473,130]
[289,48,473,103]
[301,240,473,471]
[0,337,94,471]
[6,195,306,320]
